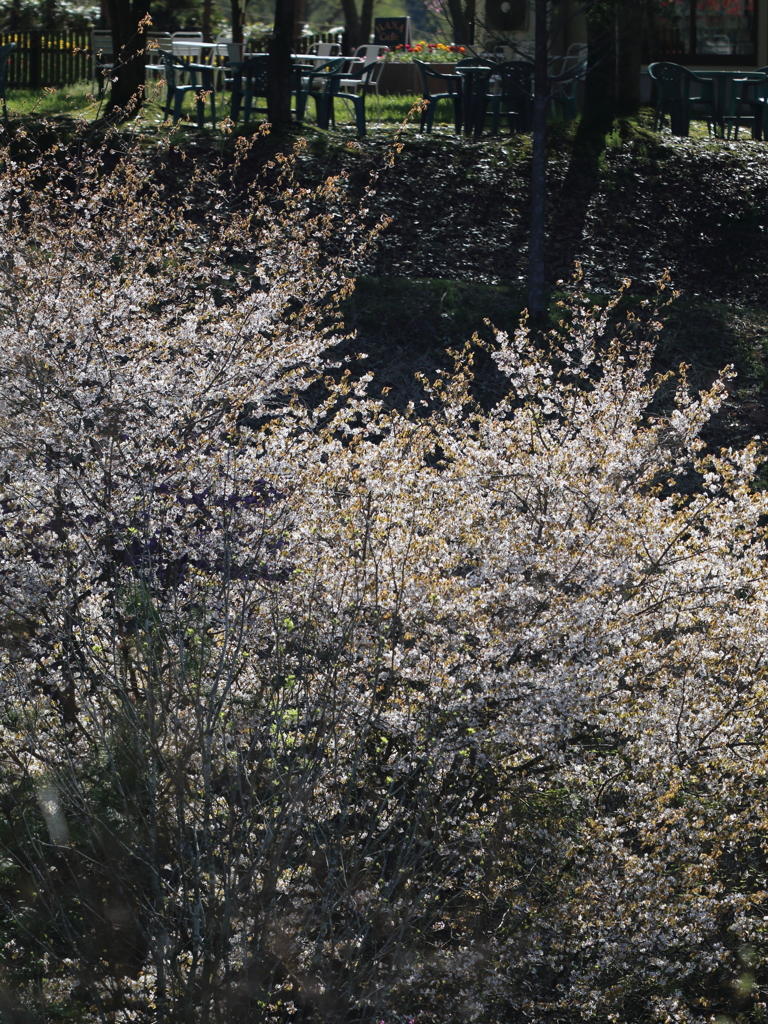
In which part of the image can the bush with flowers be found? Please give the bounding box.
[384,41,466,62]
[4,122,768,1024]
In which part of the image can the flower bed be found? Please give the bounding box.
[385,41,466,62]
[379,60,458,95]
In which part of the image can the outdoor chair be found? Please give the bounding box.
[145,32,173,81]
[415,60,462,133]
[334,53,386,118]
[91,29,115,95]
[229,54,269,125]
[548,42,587,79]
[171,31,204,64]
[548,56,586,121]
[487,60,534,134]
[732,68,768,140]
[318,60,380,136]
[0,43,15,119]
[310,41,341,57]
[353,44,389,64]
[648,61,714,137]
[160,50,216,126]
[295,56,346,122]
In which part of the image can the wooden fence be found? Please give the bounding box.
[1,31,91,89]
[0,26,346,90]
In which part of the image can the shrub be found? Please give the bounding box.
[2,127,768,1024]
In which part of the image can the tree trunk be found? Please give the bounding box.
[360,0,375,49]
[446,0,472,46]
[104,0,147,117]
[527,0,548,322]
[616,0,641,117]
[580,0,616,139]
[340,0,362,52]
[231,0,243,46]
[268,0,295,126]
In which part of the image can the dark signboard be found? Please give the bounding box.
[373,17,413,47]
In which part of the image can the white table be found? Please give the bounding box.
[172,41,230,64]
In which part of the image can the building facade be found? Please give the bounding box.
[476,0,768,71]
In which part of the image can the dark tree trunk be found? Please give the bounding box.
[360,0,375,49]
[104,0,147,116]
[340,0,362,52]
[268,0,295,126]
[446,0,472,45]
[616,0,641,116]
[527,0,548,322]
[231,0,243,46]
[580,0,616,139]
[203,0,212,41]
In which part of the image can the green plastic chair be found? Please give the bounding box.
[160,50,216,127]
[549,57,586,121]
[0,43,15,119]
[414,60,462,133]
[318,61,379,137]
[294,56,345,123]
[648,61,714,137]
[732,69,768,140]
[488,60,534,135]
[229,54,269,125]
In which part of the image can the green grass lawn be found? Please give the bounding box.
[2,80,456,128]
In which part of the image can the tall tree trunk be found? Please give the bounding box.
[580,0,616,140]
[268,0,295,126]
[231,0,243,47]
[446,0,472,45]
[360,0,375,48]
[203,0,212,41]
[104,0,147,116]
[340,0,362,52]
[527,0,548,322]
[616,0,641,116]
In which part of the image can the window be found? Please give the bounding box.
[656,0,755,62]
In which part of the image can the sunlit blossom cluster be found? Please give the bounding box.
[1,125,768,1023]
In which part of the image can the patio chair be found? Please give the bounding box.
[334,53,387,119]
[160,50,216,126]
[354,44,389,64]
[310,41,341,57]
[415,60,462,133]
[487,60,534,134]
[319,60,380,136]
[648,62,714,137]
[548,42,587,79]
[732,68,768,140]
[548,57,586,121]
[293,56,345,122]
[0,43,15,119]
[172,30,204,64]
[91,29,115,95]
[145,32,173,81]
[229,54,269,125]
